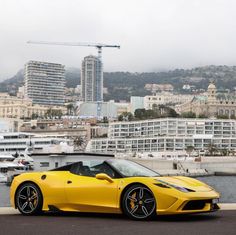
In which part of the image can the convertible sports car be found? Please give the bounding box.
[10,158,220,220]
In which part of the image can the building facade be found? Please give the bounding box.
[0,93,66,119]
[81,55,103,102]
[86,118,236,154]
[177,82,236,117]
[24,61,65,106]
[130,96,144,114]
[144,93,194,110]
[145,83,174,93]
[77,100,130,119]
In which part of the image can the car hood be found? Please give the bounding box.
[153,176,213,192]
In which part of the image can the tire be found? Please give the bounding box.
[122,184,156,220]
[15,183,43,215]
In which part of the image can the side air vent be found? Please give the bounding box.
[154,183,170,188]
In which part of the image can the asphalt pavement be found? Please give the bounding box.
[0,211,235,235]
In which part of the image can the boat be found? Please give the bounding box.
[0,172,7,183]
[0,155,26,183]
[0,132,74,155]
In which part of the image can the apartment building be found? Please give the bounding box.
[81,55,103,102]
[86,118,236,154]
[25,61,65,106]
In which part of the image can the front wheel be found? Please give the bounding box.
[15,183,43,215]
[122,184,156,220]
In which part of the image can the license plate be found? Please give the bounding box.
[212,198,219,204]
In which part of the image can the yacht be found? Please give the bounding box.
[0,132,74,155]
[0,154,26,183]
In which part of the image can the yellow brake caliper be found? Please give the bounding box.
[32,191,38,206]
[130,192,136,209]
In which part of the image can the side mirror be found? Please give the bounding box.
[96,173,114,183]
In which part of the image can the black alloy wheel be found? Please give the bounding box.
[15,183,43,215]
[122,184,156,220]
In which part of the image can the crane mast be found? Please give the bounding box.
[27,40,120,118]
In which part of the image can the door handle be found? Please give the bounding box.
[67,180,72,184]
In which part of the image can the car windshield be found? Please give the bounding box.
[107,159,160,177]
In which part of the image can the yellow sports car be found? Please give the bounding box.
[10,158,220,220]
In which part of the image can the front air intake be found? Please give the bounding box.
[182,200,211,210]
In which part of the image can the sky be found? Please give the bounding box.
[0,0,236,80]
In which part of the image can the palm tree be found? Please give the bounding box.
[185,146,195,157]
[66,103,74,115]
[74,136,86,150]
[206,144,218,156]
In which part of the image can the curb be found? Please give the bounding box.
[0,204,236,215]
[218,203,236,210]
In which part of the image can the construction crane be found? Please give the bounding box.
[27,40,120,118]
[27,41,120,59]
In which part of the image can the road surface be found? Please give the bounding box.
[0,210,235,235]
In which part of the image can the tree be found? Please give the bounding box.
[134,109,146,120]
[31,113,39,119]
[45,108,63,119]
[181,111,196,118]
[118,112,134,121]
[216,114,229,119]
[118,115,124,121]
[206,143,218,156]
[198,113,208,118]
[185,146,195,157]
[66,103,74,115]
[220,148,229,156]
[164,107,179,118]
[103,116,109,123]
[73,136,86,150]
[134,108,159,120]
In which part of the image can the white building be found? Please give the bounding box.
[0,132,74,155]
[81,55,103,102]
[130,96,144,114]
[78,101,117,119]
[86,118,236,154]
[145,83,174,93]
[77,101,130,119]
[144,93,194,110]
[24,61,65,106]
[0,118,22,132]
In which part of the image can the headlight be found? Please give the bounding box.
[155,180,195,193]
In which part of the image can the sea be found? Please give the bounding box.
[0,176,236,207]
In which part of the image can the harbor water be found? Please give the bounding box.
[0,176,236,207]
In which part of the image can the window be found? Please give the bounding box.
[40,162,49,167]
[69,160,118,178]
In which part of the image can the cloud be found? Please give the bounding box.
[0,0,236,79]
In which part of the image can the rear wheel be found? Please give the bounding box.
[122,184,156,220]
[15,183,43,215]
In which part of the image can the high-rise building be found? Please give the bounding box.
[81,55,103,102]
[24,61,65,106]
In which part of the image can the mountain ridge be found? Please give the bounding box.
[1,65,236,100]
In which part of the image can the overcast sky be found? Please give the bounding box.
[0,0,236,80]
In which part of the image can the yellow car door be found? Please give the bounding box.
[64,173,120,213]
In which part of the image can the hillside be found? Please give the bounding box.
[1,65,236,101]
